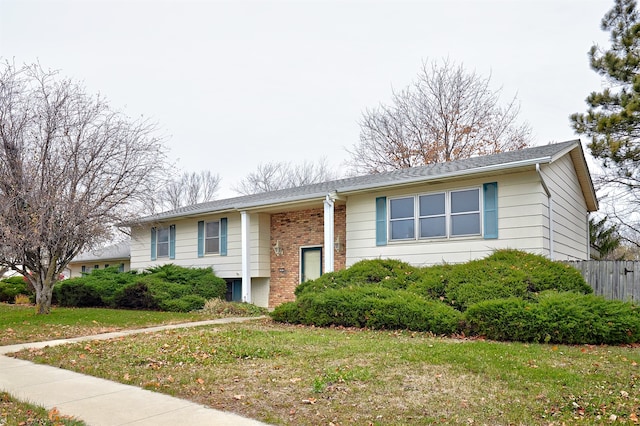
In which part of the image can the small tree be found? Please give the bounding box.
[234,158,338,195]
[0,62,167,314]
[349,59,531,174]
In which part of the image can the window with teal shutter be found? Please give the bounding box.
[375,196,387,246]
[220,217,228,256]
[483,182,498,239]
[150,227,157,261]
[169,224,176,259]
[197,221,204,257]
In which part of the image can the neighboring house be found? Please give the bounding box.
[67,241,131,278]
[130,140,598,308]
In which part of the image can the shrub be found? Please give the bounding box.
[464,291,640,344]
[0,278,30,303]
[419,250,592,310]
[113,282,158,310]
[276,286,462,334]
[54,267,139,308]
[54,280,104,307]
[271,302,302,323]
[160,295,206,312]
[295,259,425,297]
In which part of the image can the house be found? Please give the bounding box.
[67,241,131,278]
[129,140,598,308]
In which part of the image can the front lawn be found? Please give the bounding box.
[10,320,640,425]
[0,303,264,345]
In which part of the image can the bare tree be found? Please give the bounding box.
[0,62,167,314]
[161,170,221,210]
[349,59,532,174]
[234,158,338,195]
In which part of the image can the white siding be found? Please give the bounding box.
[542,156,589,260]
[68,260,130,278]
[130,212,270,279]
[346,171,548,267]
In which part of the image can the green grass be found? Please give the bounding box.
[10,320,640,425]
[0,303,264,345]
[0,391,85,425]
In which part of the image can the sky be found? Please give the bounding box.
[0,0,614,198]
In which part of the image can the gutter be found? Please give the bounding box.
[536,163,554,259]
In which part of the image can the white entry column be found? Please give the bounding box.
[240,210,252,303]
[324,194,335,274]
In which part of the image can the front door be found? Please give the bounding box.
[301,247,322,282]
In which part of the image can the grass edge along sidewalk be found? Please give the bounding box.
[0,316,268,426]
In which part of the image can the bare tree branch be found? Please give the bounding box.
[0,62,168,313]
[160,170,221,210]
[233,158,338,195]
[348,59,532,174]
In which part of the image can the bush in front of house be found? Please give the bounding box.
[54,264,227,312]
[407,249,592,311]
[0,277,31,303]
[54,267,138,307]
[294,258,426,297]
[271,249,639,344]
[464,291,640,344]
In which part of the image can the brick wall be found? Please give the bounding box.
[269,204,346,307]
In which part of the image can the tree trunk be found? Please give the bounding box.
[35,282,53,314]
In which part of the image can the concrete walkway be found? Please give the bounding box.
[0,317,270,425]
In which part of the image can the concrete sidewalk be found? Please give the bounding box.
[0,317,269,425]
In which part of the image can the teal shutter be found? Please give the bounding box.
[375,196,387,246]
[197,221,204,257]
[220,217,228,256]
[169,224,176,259]
[150,227,157,261]
[483,182,498,239]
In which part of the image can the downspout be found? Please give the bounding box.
[536,163,554,259]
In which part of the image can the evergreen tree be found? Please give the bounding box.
[589,217,622,259]
[571,0,640,192]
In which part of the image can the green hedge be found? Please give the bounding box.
[271,250,640,344]
[464,291,640,344]
[54,264,226,312]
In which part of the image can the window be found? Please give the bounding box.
[450,189,480,236]
[419,192,446,238]
[197,218,227,257]
[151,225,175,260]
[388,188,481,241]
[156,227,170,258]
[119,263,125,272]
[205,221,220,254]
[81,265,86,273]
[389,197,415,240]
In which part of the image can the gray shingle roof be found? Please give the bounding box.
[71,241,130,262]
[141,140,585,222]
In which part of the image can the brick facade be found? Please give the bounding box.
[268,204,346,307]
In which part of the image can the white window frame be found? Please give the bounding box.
[388,187,482,242]
[205,220,220,254]
[156,227,170,258]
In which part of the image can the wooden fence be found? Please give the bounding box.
[565,260,640,302]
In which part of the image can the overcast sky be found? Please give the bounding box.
[1,0,613,198]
